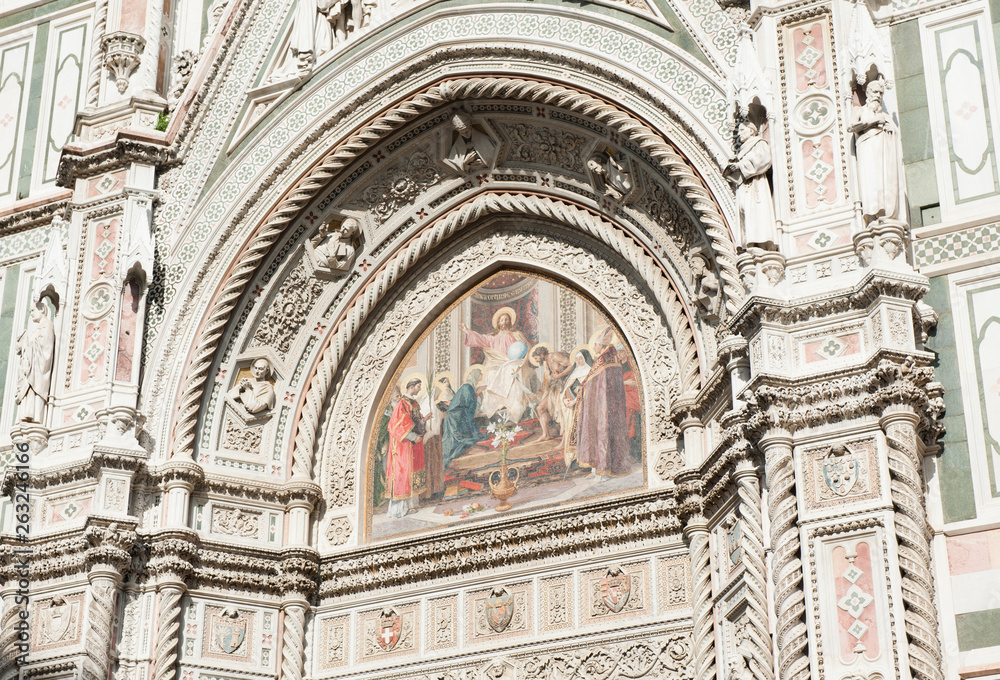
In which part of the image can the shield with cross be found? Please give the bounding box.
[377,610,402,651]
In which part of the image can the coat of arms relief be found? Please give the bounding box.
[803,437,880,512]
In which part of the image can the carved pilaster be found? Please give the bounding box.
[761,431,809,680]
[882,409,942,680]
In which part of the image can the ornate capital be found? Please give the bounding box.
[84,520,138,573]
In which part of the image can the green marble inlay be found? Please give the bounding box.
[924,275,976,523]
[18,21,48,201]
[0,0,80,31]
[956,608,1000,651]
[0,265,21,425]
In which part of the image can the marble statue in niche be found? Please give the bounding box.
[849,76,902,224]
[587,149,633,200]
[228,357,276,415]
[366,270,646,541]
[308,216,360,275]
[726,121,777,250]
[15,301,56,424]
[443,110,497,174]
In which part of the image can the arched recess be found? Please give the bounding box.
[314,220,682,547]
[166,77,737,464]
[287,192,698,486]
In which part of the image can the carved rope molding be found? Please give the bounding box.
[309,201,686,496]
[168,75,740,462]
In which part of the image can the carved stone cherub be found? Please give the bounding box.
[313,217,360,273]
[228,357,275,415]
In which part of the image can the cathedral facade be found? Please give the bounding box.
[1,0,999,678]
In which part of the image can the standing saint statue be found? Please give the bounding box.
[15,302,56,424]
[849,77,902,223]
[726,121,777,250]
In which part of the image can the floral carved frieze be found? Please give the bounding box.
[500,122,588,172]
[355,148,443,227]
[250,261,325,360]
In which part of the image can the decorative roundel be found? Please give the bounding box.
[792,94,835,136]
[84,283,114,318]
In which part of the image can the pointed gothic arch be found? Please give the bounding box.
[312,220,682,548]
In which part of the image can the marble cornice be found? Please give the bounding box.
[316,490,682,600]
[56,136,174,188]
[725,268,930,338]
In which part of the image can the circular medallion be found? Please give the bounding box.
[792,94,835,135]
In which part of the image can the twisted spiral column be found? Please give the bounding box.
[83,570,120,680]
[280,601,308,680]
[761,432,810,680]
[152,584,184,680]
[0,591,25,680]
[883,411,942,680]
[734,460,774,680]
[85,0,108,108]
[685,516,716,680]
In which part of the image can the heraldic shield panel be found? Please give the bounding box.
[365,270,646,541]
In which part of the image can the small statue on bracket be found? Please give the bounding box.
[848,76,903,225]
[725,119,777,251]
[690,252,721,323]
[15,301,56,424]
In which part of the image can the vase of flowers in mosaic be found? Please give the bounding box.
[487,414,521,512]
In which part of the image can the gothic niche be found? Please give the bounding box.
[365,270,646,541]
[219,356,278,461]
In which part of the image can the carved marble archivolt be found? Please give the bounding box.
[168,76,739,465]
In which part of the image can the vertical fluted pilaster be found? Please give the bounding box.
[883,411,942,680]
[685,516,716,680]
[734,458,773,680]
[152,584,184,680]
[280,601,307,680]
[761,432,810,680]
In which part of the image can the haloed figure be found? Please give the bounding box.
[386,377,427,518]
